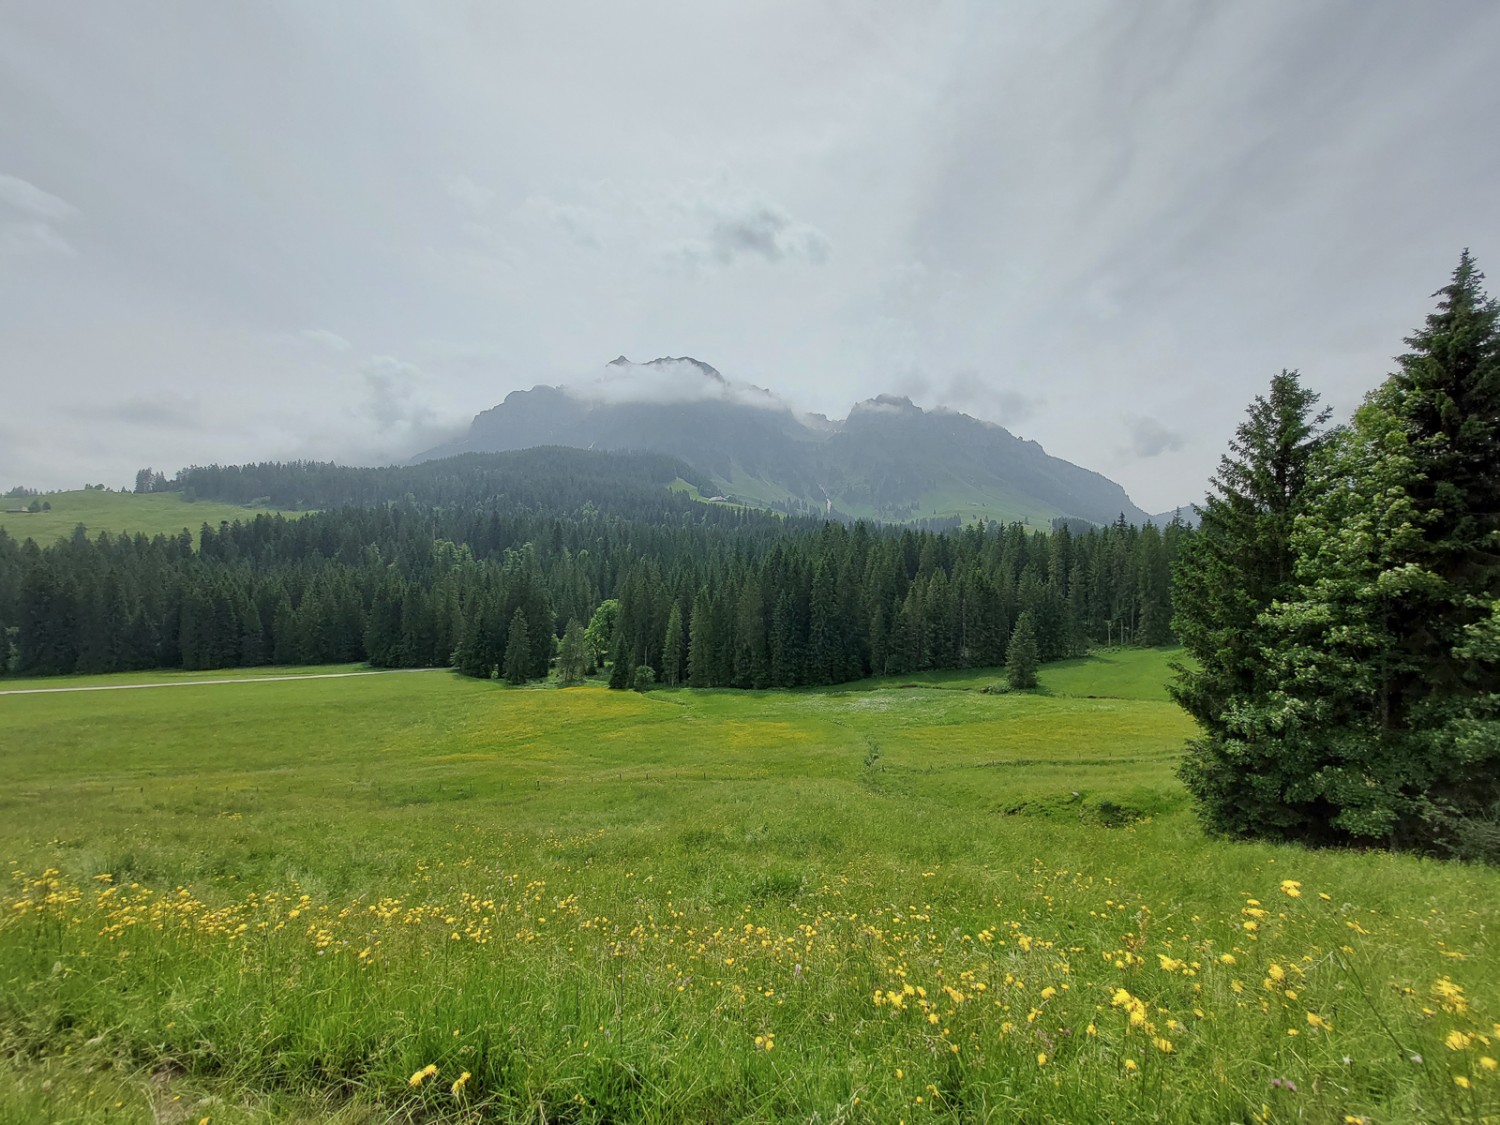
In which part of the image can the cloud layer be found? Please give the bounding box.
[1,3,1497,508]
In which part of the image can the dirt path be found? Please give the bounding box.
[0,667,444,697]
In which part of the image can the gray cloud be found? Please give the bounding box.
[300,328,353,353]
[1125,417,1187,459]
[361,355,435,432]
[0,3,1497,509]
[0,173,75,221]
[0,171,77,257]
[890,369,1042,429]
[562,357,790,411]
[669,185,832,268]
[76,396,207,431]
[987,390,1043,427]
[0,220,74,257]
[525,195,607,251]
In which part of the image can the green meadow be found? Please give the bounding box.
[0,490,300,546]
[1,650,1496,1123]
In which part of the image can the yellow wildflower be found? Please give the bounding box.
[1454,1075,1471,1090]
[1124,1058,1138,1072]
[1307,1012,1331,1030]
[1446,1030,1474,1051]
[1433,977,1469,1014]
[1037,1052,1047,1066]
[450,1071,471,1095]
[1280,880,1302,898]
[409,1064,438,1087]
[1479,1057,1497,1071]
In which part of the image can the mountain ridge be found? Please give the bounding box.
[416,357,1167,526]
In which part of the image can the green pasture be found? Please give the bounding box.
[0,650,1496,1123]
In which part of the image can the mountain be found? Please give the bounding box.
[415,357,1155,526]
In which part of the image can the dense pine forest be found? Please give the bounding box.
[0,447,1186,685]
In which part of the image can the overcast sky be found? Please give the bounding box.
[2,2,1497,511]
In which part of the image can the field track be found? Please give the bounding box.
[0,666,441,696]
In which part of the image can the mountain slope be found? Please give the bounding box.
[416,358,1153,525]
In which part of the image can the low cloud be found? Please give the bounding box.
[361,355,435,432]
[527,195,607,251]
[561,357,792,412]
[0,173,76,221]
[300,328,353,353]
[891,369,1043,428]
[0,172,77,257]
[988,390,1043,426]
[76,396,207,431]
[669,192,832,268]
[1124,416,1186,458]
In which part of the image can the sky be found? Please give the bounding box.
[2,2,1497,512]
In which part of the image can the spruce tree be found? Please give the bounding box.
[661,604,685,686]
[608,631,632,690]
[1006,610,1039,690]
[1259,252,1500,857]
[687,587,714,688]
[502,607,531,685]
[1171,371,1330,840]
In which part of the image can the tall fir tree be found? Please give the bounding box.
[1256,253,1500,858]
[661,603,685,687]
[1005,610,1039,690]
[502,607,531,685]
[1171,370,1330,840]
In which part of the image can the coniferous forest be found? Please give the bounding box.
[0,448,1186,688]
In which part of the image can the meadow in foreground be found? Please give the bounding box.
[1,649,1496,1123]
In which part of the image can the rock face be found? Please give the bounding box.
[415,357,1153,526]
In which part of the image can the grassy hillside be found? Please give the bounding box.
[0,651,1495,1123]
[0,489,300,544]
[715,464,1063,525]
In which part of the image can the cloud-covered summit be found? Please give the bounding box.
[561,356,791,411]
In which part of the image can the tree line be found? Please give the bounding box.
[1,461,1187,685]
[1173,251,1500,863]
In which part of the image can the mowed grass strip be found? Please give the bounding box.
[1,650,1497,1124]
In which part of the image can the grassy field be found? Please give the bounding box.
[1,650,1496,1123]
[0,490,300,545]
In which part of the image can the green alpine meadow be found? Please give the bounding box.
[2,652,1497,1123]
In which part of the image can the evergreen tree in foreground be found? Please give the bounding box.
[1172,370,1330,840]
[1260,251,1500,859]
[1177,253,1500,861]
